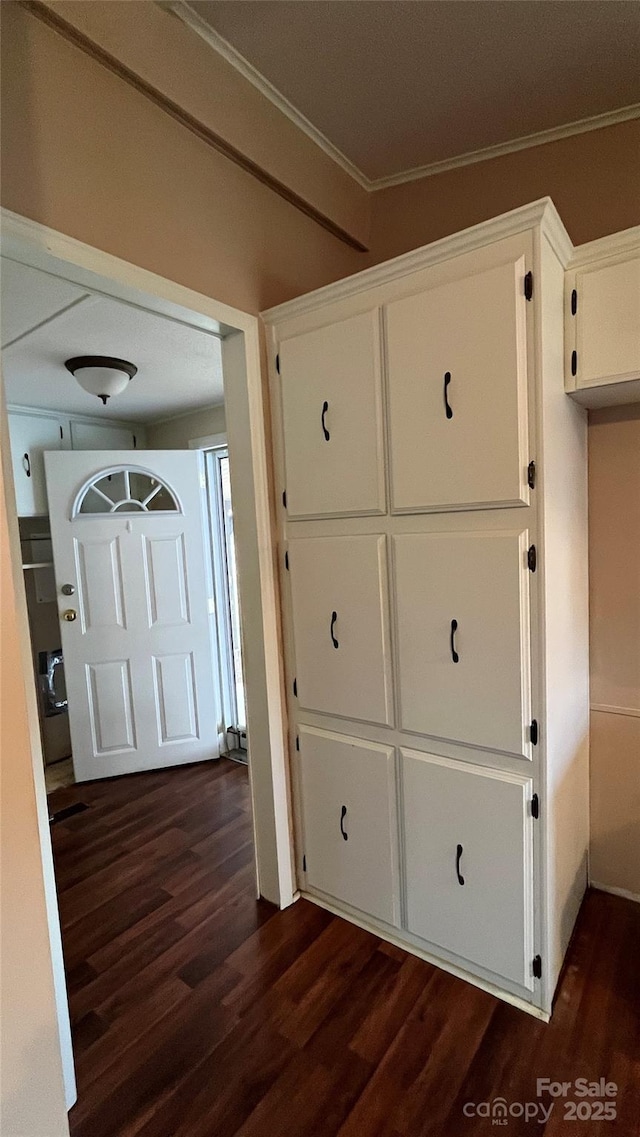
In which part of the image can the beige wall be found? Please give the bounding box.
[0,450,70,1136]
[146,404,227,449]
[368,119,640,263]
[588,405,640,895]
[0,4,364,316]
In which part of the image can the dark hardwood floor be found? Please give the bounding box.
[48,760,640,1137]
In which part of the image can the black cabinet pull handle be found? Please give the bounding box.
[330,610,339,649]
[321,400,330,441]
[443,372,453,420]
[340,805,348,841]
[450,618,459,663]
[23,453,31,477]
[456,843,465,885]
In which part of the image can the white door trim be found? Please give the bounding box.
[0,207,295,1105]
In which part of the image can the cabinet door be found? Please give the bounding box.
[299,727,397,924]
[8,412,65,516]
[402,749,534,988]
[289,534,393,726]
[386,257,529,512]
[573,253,640,388]
[279,311,385,517]
[394,530,531,758]
[70,421,138,450]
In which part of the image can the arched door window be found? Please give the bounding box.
[73,467,181,517]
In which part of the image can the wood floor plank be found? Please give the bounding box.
[43,760,639,1137]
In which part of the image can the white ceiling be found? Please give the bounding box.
[1,259,224,423]
[188,0,640,183]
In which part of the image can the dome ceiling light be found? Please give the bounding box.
[65,355,137,406]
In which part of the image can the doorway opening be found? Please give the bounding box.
[1,210,293,1114]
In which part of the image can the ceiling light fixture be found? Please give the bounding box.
[65,355,137,405]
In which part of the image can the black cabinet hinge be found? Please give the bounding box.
[275,353,280,374]
[285,551,289,571]
[571,288,578,316]
[533,954,542,979]
[293,678,297,698]
[282,490,287,509]
[302,854,307,872]
[295,735,299,751]
[527,460,536,490]
[530,719,539,746]
[524,271,533,301]
[571,350,578,377]
[531,793,539,819]
[527,545,537,573]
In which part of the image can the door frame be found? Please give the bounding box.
[0,208,295,1103]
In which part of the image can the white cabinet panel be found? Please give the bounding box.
[70,421,140,450]
[299,727,397,924]
[394,530,531,757]
[573,252,640,389]
[289,534,393,726]
[386,257,529,512]
[8,412,65,516]
[402,749,534,988]
[279,311,385,517]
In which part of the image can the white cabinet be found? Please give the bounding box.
[70,421,139,450]
[402,749,534,988]
[289,534,393,726]
[8,411,65,516]
[566,239,640,407]
[394,530,531,758]
[279,311,385,518]
[299,727,397,924]
[265,200,590,1018]
[7,410,145,516]
[386,257,530,513]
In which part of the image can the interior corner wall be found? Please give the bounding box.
[0,3,366,316]
[0,442,70,1136]
[367,119,640,264]
[588,405,640,897]
[146,404,227,449]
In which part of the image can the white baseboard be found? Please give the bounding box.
[591,881,640,905]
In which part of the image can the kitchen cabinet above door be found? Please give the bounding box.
[8,411,66,516]
[386,256,530,513]
[278,311,385,518]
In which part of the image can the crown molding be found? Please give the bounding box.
[161,4,640,195]
[369,103,640,190]
[163,0,370,189]
[569,225,640,270]
[262,198,570,322]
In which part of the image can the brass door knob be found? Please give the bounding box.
[62,609,77,622]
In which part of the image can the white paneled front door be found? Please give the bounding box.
[45,451,219,782]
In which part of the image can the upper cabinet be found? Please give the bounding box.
[69,421,139,450]
[566,234,640,408]
[278,311,385,518]
[386,255,531,513]
[7,409,145,516]
[8,411,66,516]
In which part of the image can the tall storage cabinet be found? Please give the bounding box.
[263,199,590,1019]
